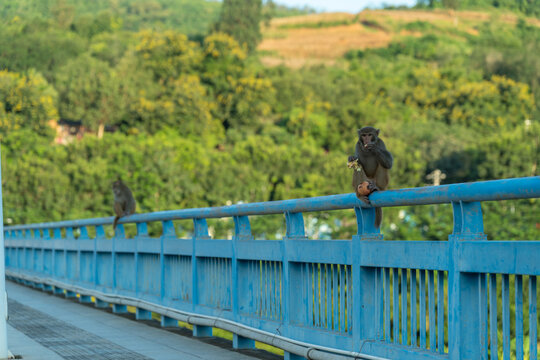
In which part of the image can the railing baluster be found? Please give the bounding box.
[489,274,498,360]
[419,269,426,348]
[393,268,399,343]
[255,261,261,317]
[325,263,330,329]
[480,273,488,360]
[307,263,313,327]
[332,264,338,331]
[401,268,408,345]
[515,275,523,360]
[502,274,510,360]
[339,264,345,332]
[347,264,352,334]
[192,218,212,337]
[437,270,445,354]
[315,263,320,327]
[263,260,268,318]
[377,267,384,340]
[529,276,537,360]
[271,261,277,319]
[428,270,436,351]
[411,269,417,347]
[384,267,390,342]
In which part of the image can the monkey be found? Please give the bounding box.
[348,126,393,228]
[112,179,136,229]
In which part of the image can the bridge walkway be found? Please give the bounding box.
[6,281,280,360]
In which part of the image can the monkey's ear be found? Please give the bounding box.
[375,128,380,136]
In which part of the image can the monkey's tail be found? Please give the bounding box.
[113,216,120,229]
[375,207,382,228]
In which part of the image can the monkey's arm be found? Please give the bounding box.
[367,141,393,169]
[348,142,363,162]
[377,149,393,169]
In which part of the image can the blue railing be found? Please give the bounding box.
[4,176,540,360]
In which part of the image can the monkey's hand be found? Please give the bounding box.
[358,195,371,204]
[366,180,380,192]
[364,143,378,151]
[348,155,358,162]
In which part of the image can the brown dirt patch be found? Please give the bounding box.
[258,9,540,68]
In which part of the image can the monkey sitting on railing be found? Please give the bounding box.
[112,179,136,229]
[348,126,393,227]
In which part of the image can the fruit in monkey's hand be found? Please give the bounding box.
[347,159,361,171]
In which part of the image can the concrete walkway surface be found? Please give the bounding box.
[6,281,280,360]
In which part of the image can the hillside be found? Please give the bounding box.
[259,9,540,68]
[0,0,537,246]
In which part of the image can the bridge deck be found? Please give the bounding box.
[6,281,278,360]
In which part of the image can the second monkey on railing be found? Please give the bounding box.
[112,178,136,230]
[348,126,393,227]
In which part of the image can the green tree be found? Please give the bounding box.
[215,0,262,54]
[55,54,125,137]
[0,69,57,138]
[134,30,200,83]
[202,33,273,129]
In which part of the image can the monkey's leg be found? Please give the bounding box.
[365,181,383,228]
[375,208,383,228]
[113,203,124,229]
[113,216,120,229]
[366,179,380,192]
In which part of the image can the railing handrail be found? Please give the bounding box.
[5,176,539,231]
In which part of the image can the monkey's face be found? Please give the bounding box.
[112,180,122,195]
[360,132,376,147]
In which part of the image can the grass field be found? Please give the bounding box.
[258,9,540,68]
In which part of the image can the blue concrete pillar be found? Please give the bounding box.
[136,308,152,320]
[192,324,212,337]
[112,304,127,314]
[284,352,306,360]
[161,315,177,327]
[95,299,109,308]
[79,295,92,303]
[233,334,255,349]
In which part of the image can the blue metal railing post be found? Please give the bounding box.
[52,227,64,281]
[192,218,212,337]
[134,222,150,319]
[283,211,308,360]
[161,220,175,301]
[448,201,487,360]
[160,220,177,327]
[232,215,255,349]
[95,225,106,291]
[134,222,147,298]
[353,206,382,352]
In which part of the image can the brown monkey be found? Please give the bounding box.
[348,126,393,227]
[112,179,136,229]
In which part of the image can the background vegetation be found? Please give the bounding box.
[0,0,537,244]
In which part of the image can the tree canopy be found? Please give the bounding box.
[0,0,537,245]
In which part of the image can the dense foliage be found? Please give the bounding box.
[0,0,537,245]
[417,0,540,16]
[215,0,262,53]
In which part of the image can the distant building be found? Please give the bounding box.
[53,119,86,145]
[52,119,117,144]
